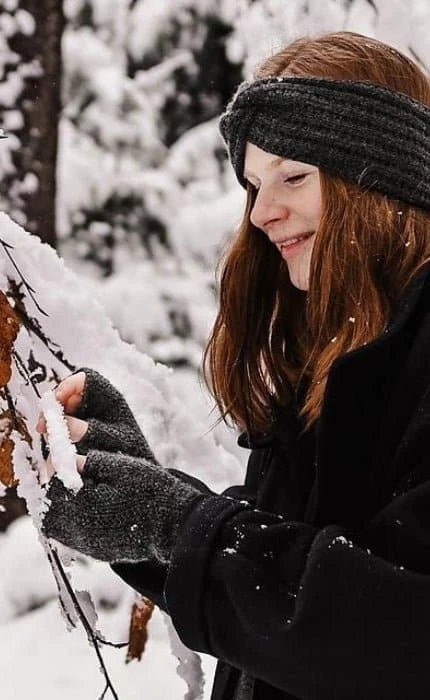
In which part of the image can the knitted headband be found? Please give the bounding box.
[219,76,430,211]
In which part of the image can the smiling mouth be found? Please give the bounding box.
[278,232,315,250]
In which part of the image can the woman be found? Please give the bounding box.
[40,32,430,700]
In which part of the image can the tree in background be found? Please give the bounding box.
[0,0,64,247]
[59,0,242,275]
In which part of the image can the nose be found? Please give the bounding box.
[249,187,288,234]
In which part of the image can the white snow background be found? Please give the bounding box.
[1,0,430,698]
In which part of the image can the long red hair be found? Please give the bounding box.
[203,32,430,434]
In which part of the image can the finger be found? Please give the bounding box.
[76,454,87,474]
[36,453,51,485]
[37,454,55,486]
[55,371,86,414]
[65,415,88,443]
[46,455,55,479]
[64,392,84,415]
[40,433,50,460]
[36,402,87,435]
[36,413,47,434]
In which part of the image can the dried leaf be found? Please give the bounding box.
[0,437,16,488]
[0,409,32,488]
[126,596,155,663]
[0,291,20,387]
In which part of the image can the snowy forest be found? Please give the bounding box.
[0,1,430,698]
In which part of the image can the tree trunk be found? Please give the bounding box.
[0,0,64,248]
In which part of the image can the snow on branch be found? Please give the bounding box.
[39,390,81,492]
[0,212,242,698]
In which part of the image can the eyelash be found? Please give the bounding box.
[248,173,308,191]
[283,173,307,185]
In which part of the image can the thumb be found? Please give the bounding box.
[76,454,87,474]
[65,415,89,444]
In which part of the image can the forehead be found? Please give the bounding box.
[244,142,312,176]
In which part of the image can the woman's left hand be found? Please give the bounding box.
[44,451,87,481]
[42,449,202,565]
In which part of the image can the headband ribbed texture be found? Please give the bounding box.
[219,76,430,211]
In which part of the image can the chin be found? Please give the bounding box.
[285,251,312,291]
[291,281,309,291]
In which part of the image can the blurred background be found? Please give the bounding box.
[2,0,430,377]
[0,1,430,697]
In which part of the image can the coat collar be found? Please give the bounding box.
[329,260,430,372]
[312,261,430,528]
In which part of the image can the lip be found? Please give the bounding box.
[278,232,315,260]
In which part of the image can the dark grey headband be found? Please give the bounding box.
[219,76,430,211]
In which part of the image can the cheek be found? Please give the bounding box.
[295,185,322,224]
[310,186,322,222]
[315,179,323,220]
[304,175,323,223]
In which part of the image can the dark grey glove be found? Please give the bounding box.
[42,449,203,564]
[71,368,214,494]
[72,368,158,464]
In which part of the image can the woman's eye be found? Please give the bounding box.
[283,174,307,185]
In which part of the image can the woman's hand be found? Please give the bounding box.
[42,450,201,564]
[36,371,86,434]
[44,452,87,481]
[36,368,159,464]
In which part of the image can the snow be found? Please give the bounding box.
[39,390,81,492]
[14,9,36,36]
[0,211,240,697]
[0,516,217,699]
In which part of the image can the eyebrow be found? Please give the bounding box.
[243,155,291,180]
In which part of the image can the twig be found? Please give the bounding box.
[8,279,75,372]
[408,45,429,73]
[10,340,122,697]
[12,350,42,398]
[0,238,49,316]
[365,0,378,13]
[99,683,109,700]
[50,547,120,700]
[45,547,78,630]
[96,636,128,649]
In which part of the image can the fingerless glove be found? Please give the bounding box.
[43,449,203,564]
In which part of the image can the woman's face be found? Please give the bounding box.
[244,143,322,291]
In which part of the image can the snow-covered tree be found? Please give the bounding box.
[0,212,242,697]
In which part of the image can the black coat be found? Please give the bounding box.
[113,262,430,700]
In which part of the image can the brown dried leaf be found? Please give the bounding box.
[126,596,155,663]
[0,437,16,487]
[0,409,33,488]
[0,291,20,387]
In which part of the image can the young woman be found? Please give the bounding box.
[40,32,430,700]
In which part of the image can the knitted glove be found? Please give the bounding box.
[42,449,203,564]
[70,368,214,494]
[72,368,158,464]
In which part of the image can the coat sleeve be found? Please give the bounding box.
[110,465,257,608]
[164,462,430,700]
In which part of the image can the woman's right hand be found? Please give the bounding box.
[36,371,86,437]
[36,368,159,465]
